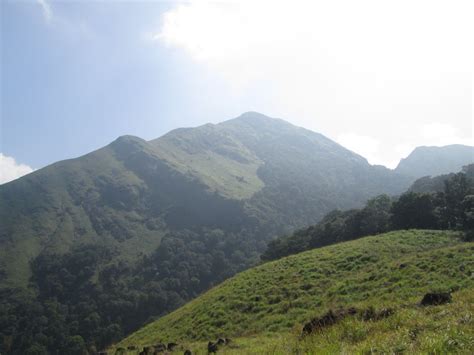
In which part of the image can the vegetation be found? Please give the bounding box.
[114,230,474,353]
[0,113,418,353]
[116,290,474,354]
[0,228,265,354]
[263,165,474,261]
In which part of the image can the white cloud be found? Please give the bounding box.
[37,0,53,23]
[393,123,474,163]
[0,154,34,185]
[337,133,382,165]
[153,0,473,167]
[155,0,473,85]
[420,123,474,146]
[338,122,473,169]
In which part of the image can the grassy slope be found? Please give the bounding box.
[151,124,265,200]
[115,230,474,353]
[0,138,166,288]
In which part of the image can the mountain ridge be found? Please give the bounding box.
[395,144,474,177]
[5,114,472,187]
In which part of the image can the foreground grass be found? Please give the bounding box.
[113,230,474,353]
[161,289,473,354]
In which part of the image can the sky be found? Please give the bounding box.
[1,0,473,184]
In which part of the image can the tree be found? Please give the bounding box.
[358,194,392,235]
[24,343,48,355]
[444,173,471,229]
[64,335,87,355]
[461,194,474,240]
[391,192,438,230]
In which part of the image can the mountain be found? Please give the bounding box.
[114,230,474,354]
[395,144,474,178]
[0,112,454,353]
[0,112,411,290]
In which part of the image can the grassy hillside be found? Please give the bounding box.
[151,123,265,200]
[115,230,474,353]
[0,136,163,289]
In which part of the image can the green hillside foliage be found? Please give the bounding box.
[150,123,265,200]
[114,230,474,354]
[0,113,418,353]
[263,166,474,261]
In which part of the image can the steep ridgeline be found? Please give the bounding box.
[395,144,474,178]
[150,113,413,229]
[1,112,414,352]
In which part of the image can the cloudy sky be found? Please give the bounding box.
[1,0,473,184]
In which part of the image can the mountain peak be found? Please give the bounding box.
[113,135,146,144]
[236,111,273,120]
[395,144,474,177]
[220,112,297,133]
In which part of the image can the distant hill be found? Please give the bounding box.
[114,230,474,354]
[395,144,474,178]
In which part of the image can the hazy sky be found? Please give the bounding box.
[1,0,473,183]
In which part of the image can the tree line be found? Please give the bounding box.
[261,165,474,261]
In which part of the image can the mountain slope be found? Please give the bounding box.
[0,112,410,289]
[152,112,411,229]
[395,144,474,178]
[0,135,248,289]
[0,112,435,352]
[115,230,474,354]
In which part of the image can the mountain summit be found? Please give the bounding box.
[149,112,386,201]
[395,144,474,177]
